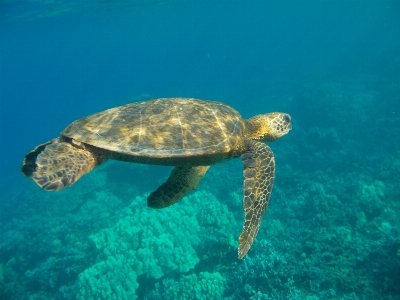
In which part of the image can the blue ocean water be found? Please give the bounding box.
[1,1,399,299]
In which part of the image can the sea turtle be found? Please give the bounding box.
[21,97,291,259]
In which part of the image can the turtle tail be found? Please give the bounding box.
[21,138,106,191]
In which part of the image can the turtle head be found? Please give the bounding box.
[246,112,292,142]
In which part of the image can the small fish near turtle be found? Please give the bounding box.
[21,97,292,259]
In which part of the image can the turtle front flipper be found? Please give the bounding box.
[147,166,210,209]
[21,138,106,191]
[238,140,275,259]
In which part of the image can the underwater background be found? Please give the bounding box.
[1,0,400,299]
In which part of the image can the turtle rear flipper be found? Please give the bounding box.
[21,138,104,191]
[147,165,210,209]
[238,140,275,259]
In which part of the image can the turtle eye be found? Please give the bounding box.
[282,114,291,123]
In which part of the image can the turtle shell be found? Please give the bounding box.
[62,98,245,158]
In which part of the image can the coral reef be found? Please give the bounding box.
[1,80,399,299]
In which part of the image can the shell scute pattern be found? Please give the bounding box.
[62,98,245,158]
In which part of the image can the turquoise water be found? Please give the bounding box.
[1,1,399,299]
